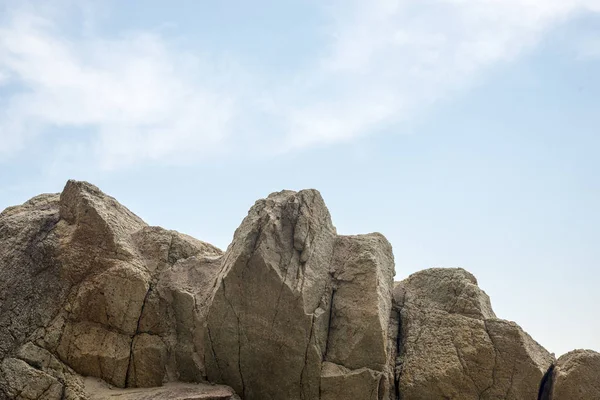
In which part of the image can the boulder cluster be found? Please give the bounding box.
[0,180,598,399]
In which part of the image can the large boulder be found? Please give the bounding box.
[0,193,65,361]
[323,234,396,400]
[204,190,398,400]
[0,180,224,398]
[204,190,338,400]
[394,268,554,400]
[541,349,600,400]
[53,181,222,388]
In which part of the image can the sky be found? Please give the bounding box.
[1,0,599,357]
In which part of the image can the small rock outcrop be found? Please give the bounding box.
[0,180,598,399]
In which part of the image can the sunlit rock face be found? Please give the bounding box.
[204,190,396,400]
[539,349,600,400]
[394,268,555,400]
[0,181,224,398]
[0,180,598,400]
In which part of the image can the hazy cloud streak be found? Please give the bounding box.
[0,0,599,169]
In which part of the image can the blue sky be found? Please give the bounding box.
[1,0,599,356]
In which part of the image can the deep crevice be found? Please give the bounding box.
[394,310,402,400]
[124,284,152,388]
[538,364,555,400]
[322,287,336,360]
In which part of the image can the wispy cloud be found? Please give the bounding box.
[274,0,600,149]
[0,9,238,169]
[0,0,599,170]
[577,34,600,59]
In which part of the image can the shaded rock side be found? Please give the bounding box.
[323,234,396,400]
[0,180,223,397]
[394,268,554,400]
[541,349,600,400]
[205,190,338,400]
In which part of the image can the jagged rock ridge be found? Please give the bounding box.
[0,180,597,400]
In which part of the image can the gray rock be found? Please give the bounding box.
[205,190,338,400]
[546,349,600,400]
[395,268,554,400]
[4,180,597,400]
[205,190,398,400]
[320,361,384,400]
[0,180,224,396]
[0,358,63,400]
[323,234,396,400]
[0,193,65,361]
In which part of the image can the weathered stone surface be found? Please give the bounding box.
[205,190,399,400]
[0,180,224,395]
[127,334,168,388]
[0,193,66,361]
[130,253,223,386]
[56,321,131,388]
[395,268,554,400]
[483,319,556,399]
[0,342,88,400]
[3,180,598,399]
[326,234,394,371]
[323,234,396,400]
[394,268,496,320]
[545,349,600,400]
[0,357,63,400]
[320,361,384,400]
[205,190,338,400]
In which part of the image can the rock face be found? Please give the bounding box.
[0,180,598,399]
[539,349,600,400]
[0,181,223,399]
[204,190,396,400]
[323,234,396,400]
[394,268,555,400]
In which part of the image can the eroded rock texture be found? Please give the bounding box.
[1,180,598,400]
[539,349,600,400]
[394,268,555,400]
[204,190,396,400]
[324,234,396,400]
[0,181,224,399]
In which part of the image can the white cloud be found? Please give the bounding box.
[273,0,600,149]
[0,1,599,169]
[0,10,237,169]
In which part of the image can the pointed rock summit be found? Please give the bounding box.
[0,180,597,399]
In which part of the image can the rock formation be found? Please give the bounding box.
[394,268,554,400]
[0,181,223,399]
[0,180,597,399]
[538,349,600,400]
